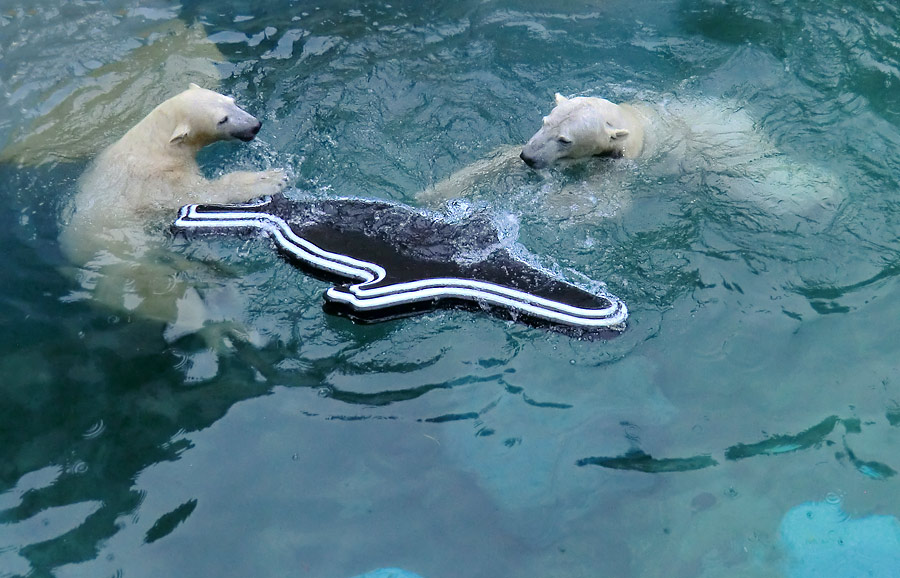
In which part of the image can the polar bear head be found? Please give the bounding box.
[520,94,643,169]
[161,84,262,149]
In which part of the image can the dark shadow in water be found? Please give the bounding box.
[887,405,900,427]
[578,415,895,478]
[577,450,718,473]
[144,499,198,544]
[724,415,840,460]
[838,442,898,481]
[793,259,900,314]
[327,382,448,406]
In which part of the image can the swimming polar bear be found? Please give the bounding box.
[416,94,650,220]
[61,83,287,263]
[418,92,841,224]
[59,84,288,340]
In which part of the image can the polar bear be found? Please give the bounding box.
[519,93,646,168]
[61,83,287,264]
[59,84,288,341]
[418,92,840,224]
[417,93,647,210]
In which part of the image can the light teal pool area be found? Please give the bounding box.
[2,1,900,577]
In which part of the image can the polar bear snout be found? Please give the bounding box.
[520,149,540,169]
[217,101,264,142]
[520,149,532,166]
[519,146,550,170]
[231,119,262,142]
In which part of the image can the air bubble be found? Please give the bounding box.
[83,420,105,439]
[825,491,843,505]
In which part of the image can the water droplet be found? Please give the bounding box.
[623,422,641,443]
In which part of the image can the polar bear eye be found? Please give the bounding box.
[557,136,572,145]
[218,116,229,126]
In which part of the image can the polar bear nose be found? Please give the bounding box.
[520,150,538,168]
[233,120,262,142]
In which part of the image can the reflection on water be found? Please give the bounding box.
[2,1,900,577]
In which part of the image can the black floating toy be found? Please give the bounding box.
[173,193,627,333]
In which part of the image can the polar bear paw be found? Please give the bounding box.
[211,168,290,199]
[253,169,291,195]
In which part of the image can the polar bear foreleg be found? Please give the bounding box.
[205,169,290,203]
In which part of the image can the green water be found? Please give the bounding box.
[2,1,900,577]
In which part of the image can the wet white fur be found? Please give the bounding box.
[61,84,287,264]
[59,85,288,337]
[418,92,841,223]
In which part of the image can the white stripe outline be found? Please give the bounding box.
[174,200,628,330]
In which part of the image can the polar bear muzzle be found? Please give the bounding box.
[230,119,262,142]
[519,146,550,169]
[218,105,263,142]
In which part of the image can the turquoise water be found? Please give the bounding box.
[2,1,900,576]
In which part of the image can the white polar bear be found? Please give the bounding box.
[417,93,647,216]
[61,83,287,264]
[59,84,288,340]
[418,92,841,224]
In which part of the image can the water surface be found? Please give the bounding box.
[2,1,900,577]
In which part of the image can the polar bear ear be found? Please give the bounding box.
[554,93,568,105]
[169,123,191,144]
[605,123,630,140]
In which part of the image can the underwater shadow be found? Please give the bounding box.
[577,414,897,478]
